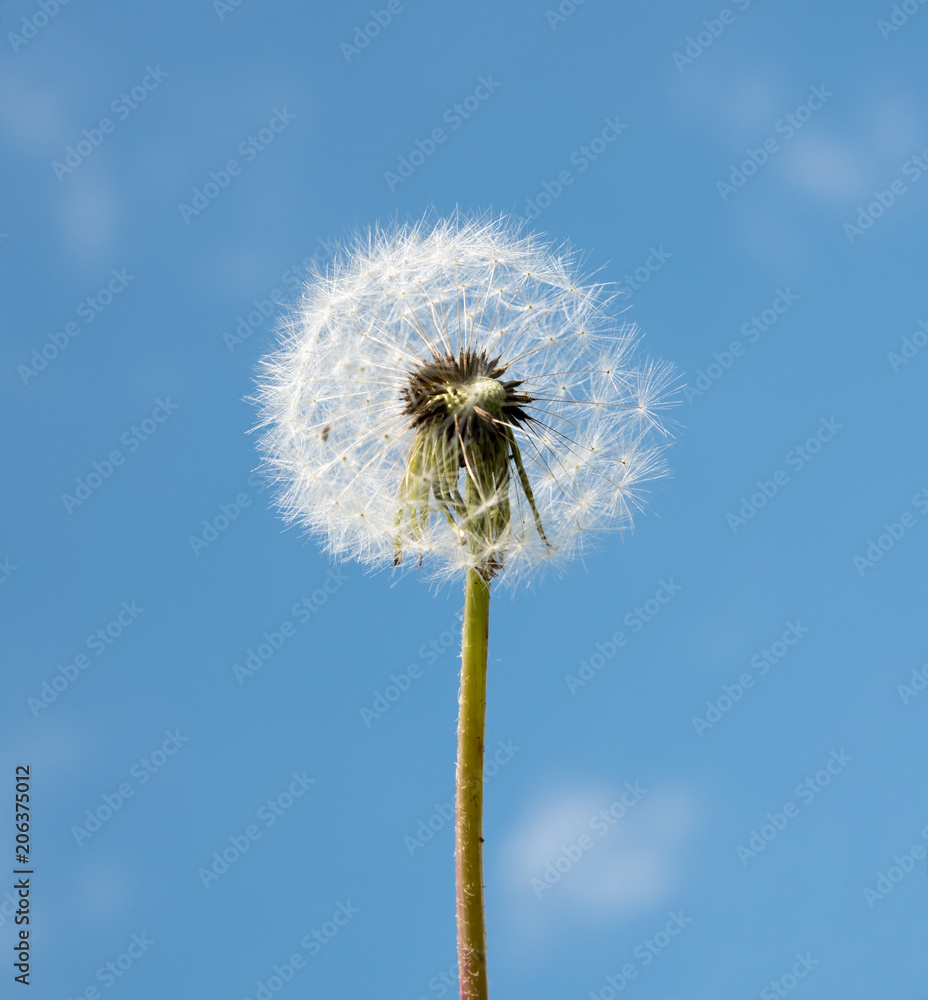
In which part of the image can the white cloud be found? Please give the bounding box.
[781,135,868,202]
[497,782,699,949]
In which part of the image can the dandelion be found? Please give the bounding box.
[254,213,675,999]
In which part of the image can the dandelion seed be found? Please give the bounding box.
[255,214,674,585]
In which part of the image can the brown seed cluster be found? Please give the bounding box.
[401,349,534,462]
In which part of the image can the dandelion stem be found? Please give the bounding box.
[456,567,491,1000]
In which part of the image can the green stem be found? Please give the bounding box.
[456,568,491,1000]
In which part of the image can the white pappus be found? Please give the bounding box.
[254,213,676,585]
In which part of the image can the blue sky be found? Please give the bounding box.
[2,0,927,997]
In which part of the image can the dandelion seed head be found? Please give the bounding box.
[254,213,676,585]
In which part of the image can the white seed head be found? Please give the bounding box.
[254,213,676,585]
